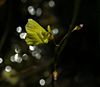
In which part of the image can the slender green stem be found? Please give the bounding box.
[54,0,81,67]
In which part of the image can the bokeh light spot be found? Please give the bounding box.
[80,24,84,28]
[28,6,35,15]
[0,57,3,64]
[22,54,28,60]
[52,28,59,35]
[29,46,36,51]
[16,26,22,33]
[19,32,27,39]
[48,0,55,7]
[36,8,42,17]
[32,51,41,59]
[5,66,12,72]
[10,55,15,62]
[14,54,22,63]
[39,79,46,86]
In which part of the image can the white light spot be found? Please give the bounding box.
[10,55,15,62]
[14,54,19,61]
[14,54,22,63]
[36,8,42,17]
[22,54,28,60]
[48,0,55,7]
[15,45,20,54]
[16,57,22,63]
[29,46,36,51]
[80,24,84,28]
[32,51,41,59]
[28,6,35,15]
[5,66,12,72]
[39,79,46,86]
[35,53,41,59]
[19,32,27,39]
[16,26,22,33]
[32,51,37,56]
[0,58,3,64]
[52,28,59,35]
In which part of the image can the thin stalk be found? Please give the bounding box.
[52,1,81,86]
[56,0,81,57]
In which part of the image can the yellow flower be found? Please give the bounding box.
[25,19,53,46]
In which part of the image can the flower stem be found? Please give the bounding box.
[54,0,81,68]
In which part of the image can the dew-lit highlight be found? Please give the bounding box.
[22,54,28,60]
[35,53,41,59]
[0,58,3,64]
[14,54,22,63]
[28,6,35,15]
[10,55,15,62]
[52,28,59,35]
[39,79,46,86]
[16,26,22,33]
[29,46,36,51]
[80,24,84,28]
[31,50,42,59]
[48,0,55,7]
[5,66,12,72]
[19,32,27,39]
[36,8,42,17]
[15,45,20,54]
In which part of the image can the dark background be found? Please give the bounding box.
[0,0,99,87]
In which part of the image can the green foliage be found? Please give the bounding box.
[25,19,53,46]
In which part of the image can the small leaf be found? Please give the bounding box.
[72,24,83,32]
[25,19,53,46]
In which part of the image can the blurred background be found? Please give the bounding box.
[0,0,99,87]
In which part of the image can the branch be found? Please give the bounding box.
[52,0,81,70]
